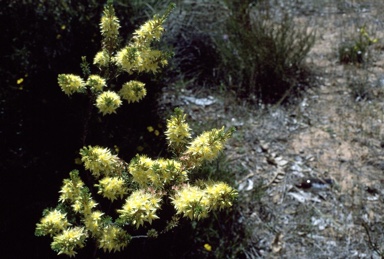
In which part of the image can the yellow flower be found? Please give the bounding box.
[114,46,138,74]
[156,158,188,185]
[204,243,212,252]
[84,211,104,237]
[35,209,70,237]
[171,182,237,220]
[128,155,154,187]
[205,182,237,210]
[133,17,165,46]
[17,78,24,84]
[71,195,98,215]
[117,190,161,228]
[147,126,154,132]
[58,74,85,96]
[100,14,120,39]
[93,51,110,67]
[171,185,209,220]
[129,155,188,188]
[61,173,98,216]
[59,170,85,203]
[119,80,147,103]
[86,75,106,92]
[114,145,119,153]
[136,49,163,73]
[96,176,128,201]
[114,44,168,74]
[98,225,130,252]
[51,227,87,257]
[80,146,119,178]
[95,91,122,115]
[186,132,219,161]
[165,109,192,152]
[184,127,233,167]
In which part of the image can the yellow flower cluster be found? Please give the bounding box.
[100,8,120,41]
[164,108,192,153]
[39,170,132,256]
[119,80,147,103]
[359,25,378,45]
[57,4,173,117]
[35,209,70,237]
[98,225,130,252]
[171,182,237,220]
[36,171,98,256]
[83,210,104,237]
[114,47,168,74]
[95,90,122,115]
[205,182,237,210]
[50,227,87,257]
[58,73,107,97]
[113,6,173,75]
[58,74,86,96]
[80,146,119,178]
[93,50,110,67]
[171,185,208,220]
[129,155,188,188]
[114,46,137,74]
[86,74,106,92]
[117,190,161,228]
[71,192,98,216]
[96,176,128,201]
[184,127,232,167]
[133,17,165,45]
[139,49,168,74]
[58,171,98,215]
[59,170,85,203]
[59,173,97,215]
[99,2,120,59]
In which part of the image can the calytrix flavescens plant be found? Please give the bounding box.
[35,1,237,257]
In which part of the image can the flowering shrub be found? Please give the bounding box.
[56,3,171,115]
[35,2,237,257]
[215,0,315,103]
[339,24,378,64]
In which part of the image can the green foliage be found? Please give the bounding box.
[346,69,372,101]
[190,209,247,259]
[181,155,249,259]
[339,25,378,64]
[215,0,316,103]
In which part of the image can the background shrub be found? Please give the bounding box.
[162,0,315,103]
[161,1,225,87]
[214,0,316,103]
[338,25,377,65]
